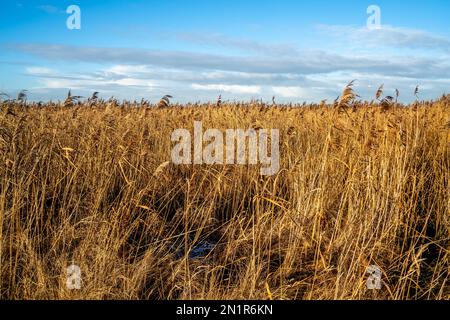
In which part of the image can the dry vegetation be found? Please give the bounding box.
[0,92,449,300]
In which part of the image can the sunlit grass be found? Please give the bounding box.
[0,96,449,299]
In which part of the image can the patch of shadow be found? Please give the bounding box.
[175,239,218,260]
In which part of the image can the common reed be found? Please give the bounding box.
[0,94,448,300]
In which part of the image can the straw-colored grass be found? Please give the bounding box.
[0,95,449,300]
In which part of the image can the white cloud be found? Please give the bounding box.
[42,79,81,89]
[113,78,154,87]
[9,25,450,103]
[105,65,150,75]
[272,86,308,98]
[26,67,53,75]
[317,24,450,52]
[175,32,298,56]
[35,70,154,91]
[37,5,61,14]
[14,43,450,79]
[191,84,261,94]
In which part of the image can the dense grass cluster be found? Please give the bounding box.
[0,96,449,299]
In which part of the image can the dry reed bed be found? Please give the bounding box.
[0,99,449,299]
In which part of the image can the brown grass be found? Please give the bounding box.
[0,96,449,300]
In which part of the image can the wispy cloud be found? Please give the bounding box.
[37,5,62,14]
[6,23,450,103]
[10,43,450,79]
[191,83,261,94]
[272,86,308,98]
[26,66,53,75]
[317,24,450,52]
[175,32,299,56]
[2,0,449,103]
[24,66,157,92]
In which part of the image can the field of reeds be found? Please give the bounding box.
[0,92,449,300]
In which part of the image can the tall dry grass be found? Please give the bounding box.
[0,96,449,300]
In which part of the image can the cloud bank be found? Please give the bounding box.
[3,24,450,103]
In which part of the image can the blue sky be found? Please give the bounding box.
[1,0,449,103]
